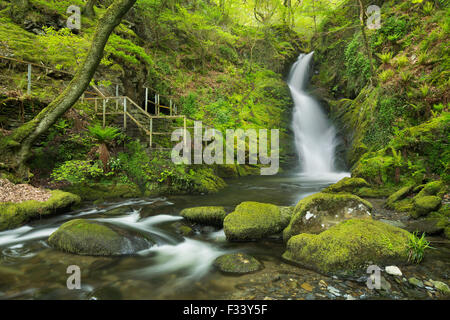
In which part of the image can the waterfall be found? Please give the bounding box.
[288,52,349,181]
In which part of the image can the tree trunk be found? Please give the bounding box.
[357,0,374,83]
[0,0,136,178]
[84,0,98,17]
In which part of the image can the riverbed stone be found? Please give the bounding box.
[385,266,402,276]
[223,202,287,241]
[48,219,153,256]
[408,277,424,288]
[322,177,369,194]
[282,219,410,275]
[180,206,227,227]
[0,190,81,231]
[430,280,450,295]
[214,253,262,274]
[283,192,373,241]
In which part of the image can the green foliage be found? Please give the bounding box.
[407,231,432,263]
[51,160,104,184]
[344,33,371,94]
[180,93,198,117]
[378,69,395,83]
[376,52,393,64]
[87,125,122,144]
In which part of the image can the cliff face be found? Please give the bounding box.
[311,0,449,188]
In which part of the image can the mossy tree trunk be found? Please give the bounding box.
[83,0,98,17]
[0,0,136,178]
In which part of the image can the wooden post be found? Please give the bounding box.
[145,87,149,113]
[149,118,153,149]
[27,64,31,95]
[115,84,119,110]
[102,99,106,128]
[95,99,98,113]
[123,97,127,130]
[157,94,160,115]
[170,100,173,116]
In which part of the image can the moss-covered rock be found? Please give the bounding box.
[0,190,80,231]
[411,196,442,218]
[214,253,262,274]
[180,206,227,227]
[416,181,446,198]
[64,183,141,201]
[386,185,414,209]
[48,219,153,256]
[322,177,369,194]
[223,202,286,241]
[283,192,373,241]
[282,219,411,275]
[405,211,449,236]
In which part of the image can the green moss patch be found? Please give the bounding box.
[411,196,442,218]
[214,253,262,274]
[223,201,285,241]
[322,177,369,194]
[282,219,411,275]
[0,190,80,231]
[180,206,227,227]
[48,219,153,256]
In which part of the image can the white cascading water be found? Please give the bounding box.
[288,52,349,181]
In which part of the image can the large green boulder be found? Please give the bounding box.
[283,192,373,241]
[322,177,369,194]
[180,206,227,227]
[282,219,411,275]
[411,196,442,218]
[214,253,262,274]
[48,219,153,256]
[223,202,288,241]
[0,190,81,231]
[416,181,446,198]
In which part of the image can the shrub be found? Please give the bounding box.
[51,160,104,184]
[407,231,432,263]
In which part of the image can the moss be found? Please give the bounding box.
[283,192,373,241]
[411,196,442,218]
[417,180,446,198]
[354,185,398,198]
[386,185,414,209]
[282,219,411,275]
[48,219,153,256]
[322,177,369,194]
[0,190,80,231]
[180,206,227,227]
[190,168,227,194]
[391,198,414,212]
[223,201,284,241]
[214,253,262,274]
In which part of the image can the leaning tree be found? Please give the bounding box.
[0,0,137,179]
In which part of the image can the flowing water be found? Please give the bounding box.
[0,55,448,300]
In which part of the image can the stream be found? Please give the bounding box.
[0,174,449,300]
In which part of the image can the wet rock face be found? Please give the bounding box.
[180,206,227,227]
[223,202,289,241]
[282,219,411,275]
[283,192,373,241]
[214,253,262,274]
[48,219,154,256]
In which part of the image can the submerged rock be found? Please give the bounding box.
[214,253,262,274]
[322,177,369,194]
[430,280,450,295]
[223,202,288,241]
[282,219,410,275]
[0,190,81,231]
[283,192,373,241]
[180,206,227,227]
[48,219,153,256]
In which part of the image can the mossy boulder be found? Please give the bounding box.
[411,196,442,218]
[0,190,81,231]
[405,212,448,235]
[48,219,153,256]
[214,253,262,274]
[322,177,369,194]
[282,219,411,275]
[386,185,414,209]
[416,181,446,198]
[223,202,287,241]
[283,192,373,241]
[180,206,227,227]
